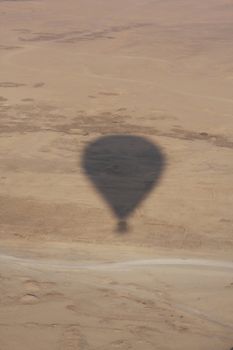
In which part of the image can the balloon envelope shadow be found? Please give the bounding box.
[82,135,165,233]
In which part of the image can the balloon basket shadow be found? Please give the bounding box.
[116,220,128,233]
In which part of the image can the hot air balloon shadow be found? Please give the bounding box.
[82,135,165,233]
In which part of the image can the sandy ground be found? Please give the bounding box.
[0,0,233,349]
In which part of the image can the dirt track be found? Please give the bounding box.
[0,0,233,349]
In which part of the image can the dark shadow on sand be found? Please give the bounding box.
[82,135,165,232]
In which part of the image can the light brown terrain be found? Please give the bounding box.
[0,0,233,349]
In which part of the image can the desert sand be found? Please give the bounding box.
[0,0,233,349]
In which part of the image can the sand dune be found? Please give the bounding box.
[0,0,232,349]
